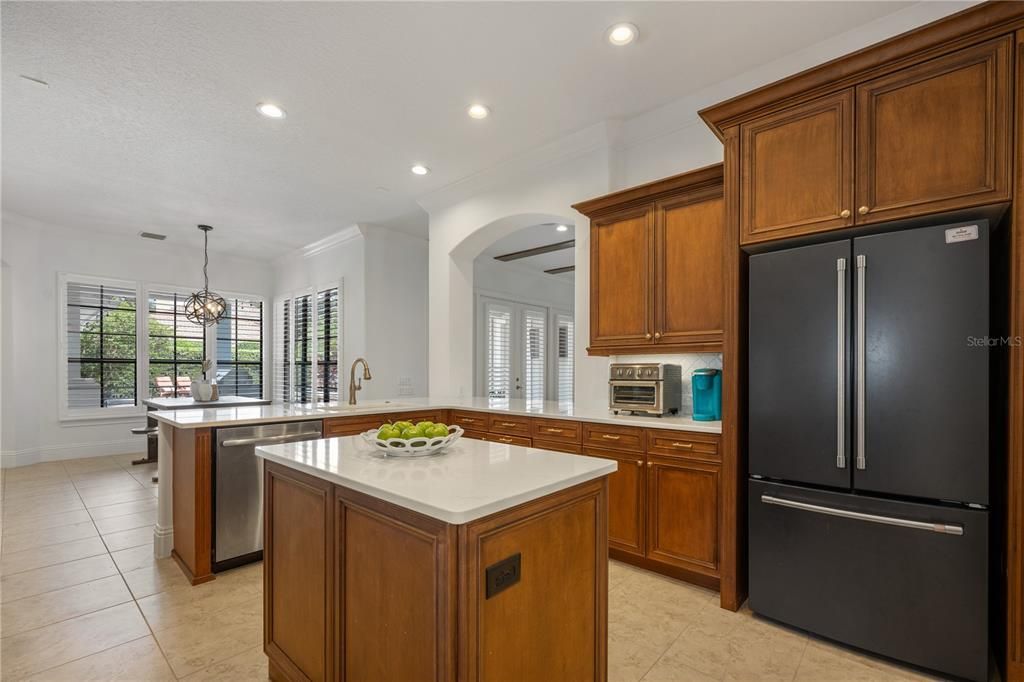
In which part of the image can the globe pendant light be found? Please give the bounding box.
[185,225,227,326]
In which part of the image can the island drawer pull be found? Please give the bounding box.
[497,437,513,443]
[670,442,694,449]
[544,427,564,433]
[601,434,621,441]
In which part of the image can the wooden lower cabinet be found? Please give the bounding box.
[264,462,608,682]
[584,447,645,557]
[646,456,720,580]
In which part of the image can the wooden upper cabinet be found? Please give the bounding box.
[588,206,654,350]
[655,193,724,348]
[739,90,854,244]
[574,164,725,355]
[855,36,1012,223]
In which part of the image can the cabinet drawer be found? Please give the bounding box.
[582,423,644,453]
[324,417,380,437]
[396,409,450,425]
[450,411,488,430]
[530,418,581,443]
[532,439,582,455]
[462,430,488,441]
[487,414,532,436]
[646,430,720,461]
[482,433,532,447]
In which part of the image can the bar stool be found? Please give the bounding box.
[130,426,159,483]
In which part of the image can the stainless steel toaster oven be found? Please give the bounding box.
[608,363,682,416]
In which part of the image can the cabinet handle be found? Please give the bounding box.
[635,460,643,466]
[654,332,662,340]
[498,437,513,443]
[544,428,564,433]
[647,461,653,467]
[840,209,851,218]
[670,442,693,449]
[858,206,869,215]
[499,422,518,428]
[601,434,621,441]
[462,417,478,423]
[645,332,652,340]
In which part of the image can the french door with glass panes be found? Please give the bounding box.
[481,298,547,404]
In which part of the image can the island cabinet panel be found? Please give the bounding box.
[739,90,854,244]
[585,447,645,557]
[264,463,335,682]
[335,488,457,682]
[646,456,720,578]
[460,479,608,682]
[171,428,213,585]
[655,193,725,348]
[588,206,655,351]
[855,36,1012,224]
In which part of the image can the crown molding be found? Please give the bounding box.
[276,224,363,263]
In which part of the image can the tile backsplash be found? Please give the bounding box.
[609,353,723,416]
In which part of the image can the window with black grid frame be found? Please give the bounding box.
[147,290,206,398]
[215,297,264,397]
[65,280,138,410]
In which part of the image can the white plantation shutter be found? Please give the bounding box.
[292,292,315,403]
[316,286,341,403]
[274,283,342,406]
[556,314,574,406]
[485,302,512,400]
[62,276,140,415]
[272,297,291,403]
[523,308,546,405]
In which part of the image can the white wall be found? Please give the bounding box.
[271,223,430,402]
[0,212,274,467]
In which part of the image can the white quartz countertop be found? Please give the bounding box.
[150,396,722,434]
[143,395,271,410]
[255,435,617,524]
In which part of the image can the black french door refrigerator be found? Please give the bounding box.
[748,220,990,681]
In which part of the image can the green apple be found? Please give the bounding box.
[415,421,434,431]
[402,425,426,439]
[392,421,414,432]
[426,424,448,438]
[377,425,400,440]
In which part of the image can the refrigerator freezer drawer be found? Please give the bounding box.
[749,480,988,681]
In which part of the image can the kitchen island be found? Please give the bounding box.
[256,435,615,681]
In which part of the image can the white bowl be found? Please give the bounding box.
[361,425,464,457]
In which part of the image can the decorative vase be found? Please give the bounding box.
[192,381,213,401]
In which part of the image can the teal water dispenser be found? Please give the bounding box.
[691,368,721,421]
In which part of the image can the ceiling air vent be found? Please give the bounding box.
[139,231,167,241]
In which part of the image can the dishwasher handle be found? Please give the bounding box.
[220,432,321,448]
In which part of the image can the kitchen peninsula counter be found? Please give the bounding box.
[256,436,614,681]
[149,396,722,433]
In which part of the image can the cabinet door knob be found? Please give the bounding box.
[647,461,653,467]
[645,332,652,340]
[654,332,662,340]
[635,460,643,466]
[858,206,869,215]
[840,209,851,218]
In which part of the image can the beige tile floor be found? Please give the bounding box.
[1,454,945,681]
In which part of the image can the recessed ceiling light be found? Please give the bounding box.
[467,104,490,119]
[257,102,286,119]
[410,164,430,176]
[556,224,569,232]
[607,23,638,46]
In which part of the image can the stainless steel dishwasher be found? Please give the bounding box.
[213,420,323,571]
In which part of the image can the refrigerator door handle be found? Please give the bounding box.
[855,254,867,470]
[836,258,847,469]
[760,495,964,536]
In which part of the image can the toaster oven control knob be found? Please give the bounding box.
[626,368,633,377]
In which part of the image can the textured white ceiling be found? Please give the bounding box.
[2,2,912,260]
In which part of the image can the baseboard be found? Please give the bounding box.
[1,439,145,468]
